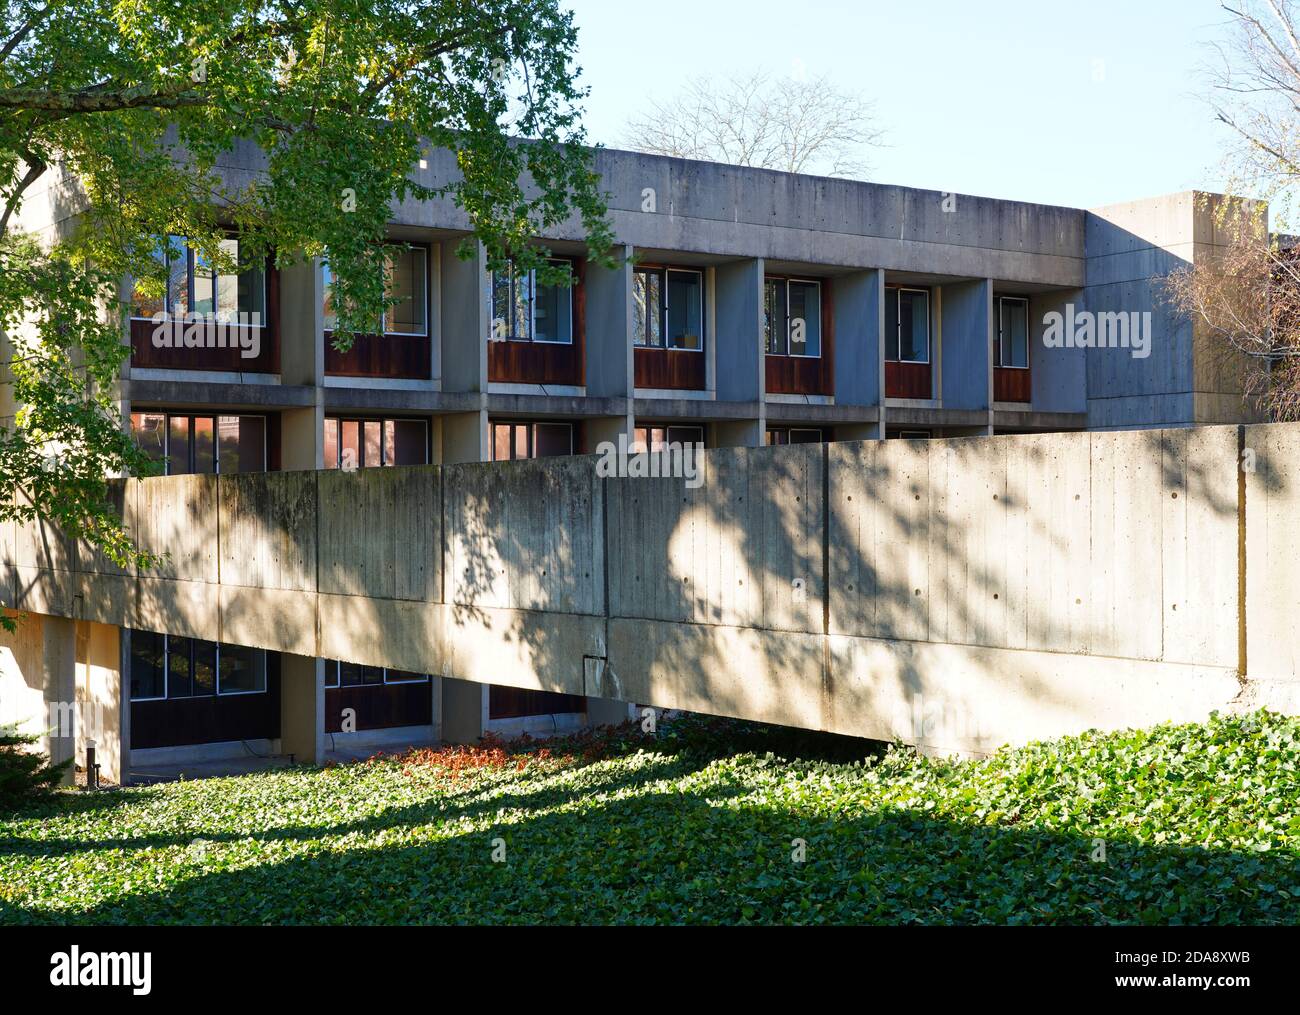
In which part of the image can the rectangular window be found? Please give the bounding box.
[131,634,269,701]
[218,644,267,695]
[633,268,663,348]
[665,270,703,351]
[491,421,575,461]
[765,279,822,358]
[766,428,825,446]
[633,425,705,452]
[764,280,788,356]
[490,260,573,344]
[886,288,930,364]
[322,245,428,336]
[998,296,1030,369]
[323,660,429,687]
[324,417,430,469]
[131,413,267,476]
[132,235,265,323]
[129,630,166,701]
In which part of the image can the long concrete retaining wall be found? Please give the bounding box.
[3,424,1297,755]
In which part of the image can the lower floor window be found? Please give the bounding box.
[491,420,575,460]
[130,631,267,701]
[324,660,431,688]
[633,424,704,452]
[766,427,825,446]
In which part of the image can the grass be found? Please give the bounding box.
[1,710,1299,925]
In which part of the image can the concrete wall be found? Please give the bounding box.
[6,424,1296,757]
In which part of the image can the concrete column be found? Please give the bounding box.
[714,419,765,447]
[75,621,125,785]
[441,410,489,465]
[714,258,765,445]
[278,257,326,471]
[1029,289,1087,415]
[834,269,886,440]
[441,240,488,395]
[939,277,994,432]
[43,615,77,785]
[442,675,486,744]
[280,654,325,765]
[585,244,634,400]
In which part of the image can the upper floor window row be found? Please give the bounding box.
[634,267,704,351]
[765,278,822,358]
[885,287,931,365]
[131,235,266,323]
[490,259,574,344]
[323,245,428,337]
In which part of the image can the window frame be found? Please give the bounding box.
[885,286,932,366]
[128,632,269,702]
[323,660,431,689]
[131,234,267,323]
[131,412,268,476]
[490,420,576,461]
[764,277,823,360]
[489,258,574,345]
[997,295,1031,371]
[322,242,430,338]
[323,416,430,470]
[633,265,705,353]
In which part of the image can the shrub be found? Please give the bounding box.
[0,728,69,811]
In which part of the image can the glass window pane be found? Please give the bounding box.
[192,416,215,474]
[132,413,167,469]
[192,640,217,696]
[534,423,573,458]
[513,269,531,341]
[131,240,169,318]
[364,420,383,468]
[129,630,165,700]
[323,418,339,470]
[322,263,337,332]
[790,428,823,444]
[385,669,428,684]
[388,420,428,466]
[885,290,900,361]
[1002,298,1029,368]
[218,644,266,694]
[766,429,788,446]
[168,415,191,474]
[385,247,426,335]
[167,236,190,317]
[491,270,513,340]
[324,661,340,688]
[633,270,662,347]
[218,415,266,474]
[492,423,513,462]
[764,279,787,356]
[193,246,217,317]
[167,636,193,698]
[340,661,366,687]
[514,424,530,460]
[667,426,704,448]
[534,267,572,344]
[340,420,361,471]
[899,290,929,363]
[788,282,821,357]
[666,271,702,351]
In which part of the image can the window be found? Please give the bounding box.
[322,245,427,336]
[128,632,267,701]
[131,235,265,323]
[323,417,428,469]
[130,413,266,475]
[997,296,1030,369]
[490,260,573,343]
[766,428,825,446]
[491,421,575,461]
[765,279,822,358]
[323,661,430,688]
[885,288,930,364]
[634,267,703,351]
[632,425,704,452]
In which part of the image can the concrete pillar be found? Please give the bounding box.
[714,419,765,447]
[441,240,488,394]
[939,277,994,432]
[715,258,765,404]
[834,269,886,439]
[585,244,634,400]
[278,257,326,471]
[587,698,634,728]
[75,621,125,785]
[442,676,486,744]
[1029,289,1087,414]
[280,654,325,765]
[43,615,77,785]
[441,409,489,465]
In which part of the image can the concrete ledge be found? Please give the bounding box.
[126,379,317,410]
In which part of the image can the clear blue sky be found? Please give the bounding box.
[563,0,1235,209]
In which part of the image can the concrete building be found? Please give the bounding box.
[0,145,1266,780]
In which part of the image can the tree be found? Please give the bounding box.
[0,0,614,612]
[622,69,882,179]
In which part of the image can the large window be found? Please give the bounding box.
[322,245,427,336]
[324,661,430,689]
[634,267,703,351]
[885,288,931,364]
[491,421,575,461]
[632,424,704,453]
[997,296,1030,369]
[765,279,822,358]
[490,260,573,344]
[324,417,429,470]
[131,235,265,322]
[130,413,267,475]
[129,632,267,701]
[766,427,825,446]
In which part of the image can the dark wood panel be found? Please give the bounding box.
[994,367,1031,403]
[324,331,431,379]
[489,340,582,385]
[130,658,281,749]
[885,360,933,399]
[765,276,834,395]
[634,347,706,390]
[325,682,433,732]
[489,686,585,720]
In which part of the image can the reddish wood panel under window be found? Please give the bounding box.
[489,686,586,720]
[885,361,932,399]
[634,347,706,390]
[325,683,433,733]
[766,278,834,395]
[489,340,583,385]
[994,367,1031,403]
[324,332,431,379]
